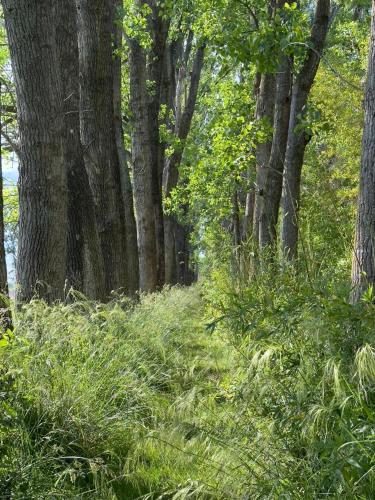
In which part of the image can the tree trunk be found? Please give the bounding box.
[147,3,170,287]
[76,0,128,295]
[128,37,158,292]
[163,43,205,285]
[242,72,262,243]
[252,73,276,247]
[281,0,331,260]
[259,56,292,250]
[113,0,139,295]
[57,0,106,300]
[3,0,67,303]
[242,188,255,242]
[351,0,375,303]
[175,213,195,286]
[231,188,241,273]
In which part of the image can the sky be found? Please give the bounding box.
[3,153,18,284]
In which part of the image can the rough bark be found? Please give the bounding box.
[259,56,292,250]
[163,44,205,284]
[252,73,276,247]
[76,0,128,295]
[113,0,139,295]
[3,0,67,303]
[56,0,105,300]
[281,0,331,260]
[243,73,261,242]
[128,37,158,292]
[175,213,195,286]
[351,0,375,303]
[146,2,170,287]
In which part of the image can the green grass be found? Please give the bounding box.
[1,280,375,498]
[0,287,252,498]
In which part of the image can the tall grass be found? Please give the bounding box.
[206,265,375,498]
[1,277,375,498]
[0,287,256,498]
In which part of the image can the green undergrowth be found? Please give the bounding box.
[0,286,262,499]
[205,265,375,498]
[1,278,375,498]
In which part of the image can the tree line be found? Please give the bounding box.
[0,0,204,305]
[0,0,373,310]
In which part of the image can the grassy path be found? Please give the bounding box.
[1,287,256,499]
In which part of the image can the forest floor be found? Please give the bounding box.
[1,282,375,498]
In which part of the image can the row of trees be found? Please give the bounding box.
[244,0,331,260]
[0,0,205,303]
[180,0,372,299]
[0,0,374,307]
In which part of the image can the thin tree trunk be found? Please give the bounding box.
[351,0,375,302]
[57,0,105,300]
[259,56,292,250]
[3,0,67,303]
[231,188,241,273]
[161,41,180,284]
[163,43,205,285]
[175,213,195,286]
[243,72,261,243]
[147,3,170,287]
[128,37,158,292]
[353,4,365,21]
[281,0,331,260]
[242,188,255,241]
[76,0,128,295]
[252,73,276,247]
[113,0,139,295]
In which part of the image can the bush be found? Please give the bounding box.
[206,266,375,498]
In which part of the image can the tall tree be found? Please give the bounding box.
[252,73,276,247]
[113,0,139,295]
[163,40,205,284]
[127,0,171,292]
[2,0,67,303]
[57,0,106,299]
[76,0,129,295]
[128,34,159,292]
[351,0,375,302]
[147,1,170,287]
[127,1,205,288]
[259,56,292,250]
[243,73,261,242]
[281,0,331,260]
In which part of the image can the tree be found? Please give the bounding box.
[163,39,205,284]
[351,0,375,302]
[113,0,139,295]
[128,33,159,292]
[57,0,106,299]
[127,0,205,289]
[147,1,170,287]
[259,55,292,251]
[281,0,331,260]
[127,0,169,292]
[2,0,68,303]
[76,0,129,295]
